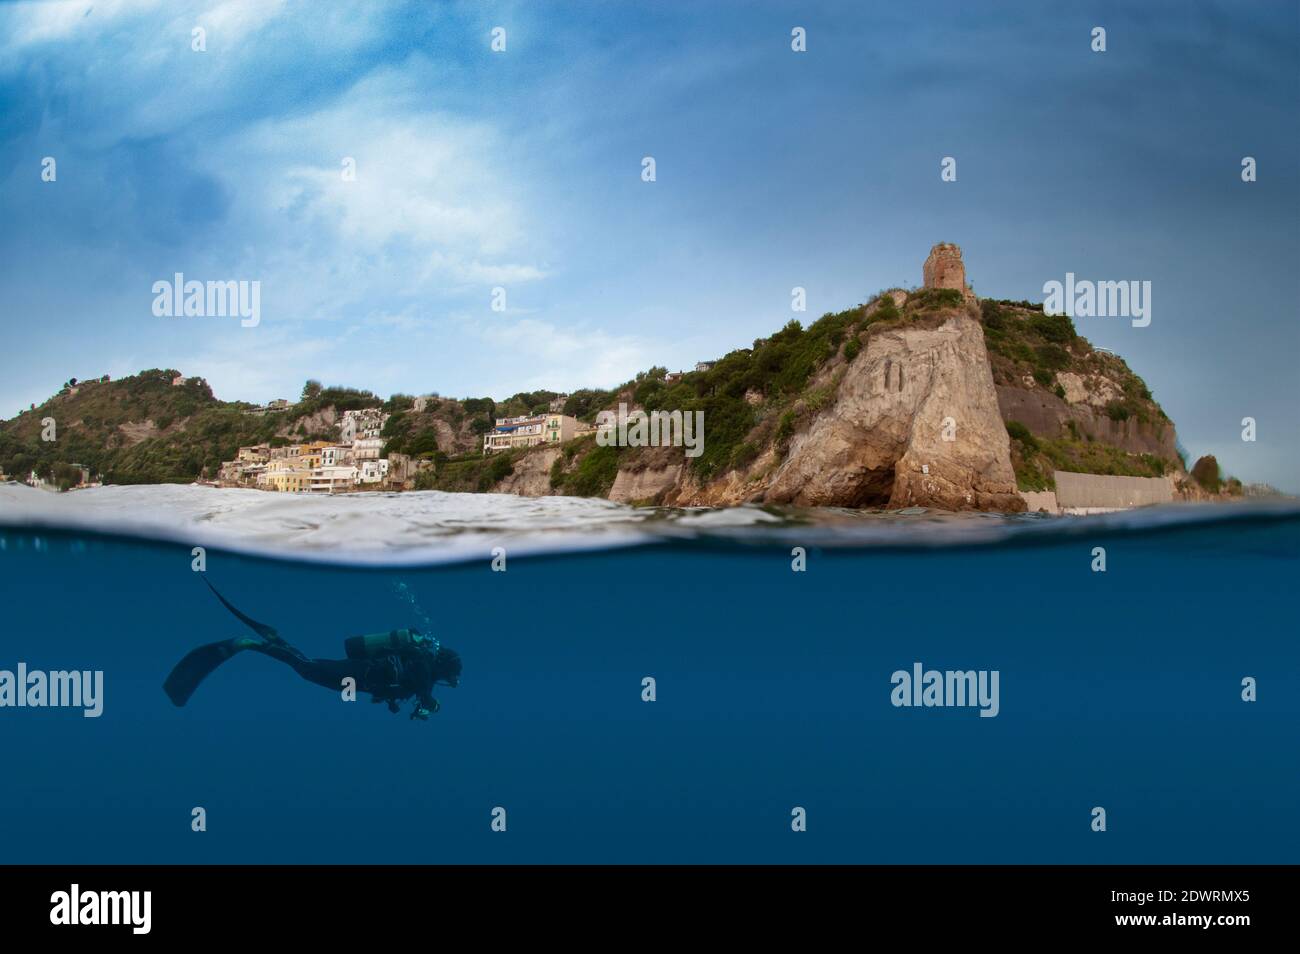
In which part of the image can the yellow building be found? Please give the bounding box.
[543,414,589,445]
[263,470,310,492]
[261,456,313,492]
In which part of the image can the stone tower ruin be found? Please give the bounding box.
[923,243,975,301]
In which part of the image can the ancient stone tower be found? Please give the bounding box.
[923,243,975,301]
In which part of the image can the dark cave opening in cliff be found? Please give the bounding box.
[845,466,896,508]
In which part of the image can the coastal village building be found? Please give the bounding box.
[261,459,312,492]
[483,413,594,453]
[309,465,358,493]
[219,411,407,493]
[267,441,331,461]
[241,399,291,416]
[666,363,717,383]
[321,445,350,467]
[544,414,596,446]
[219,394,600,489]
[358,459,389,484]
[219,444,270,485]
[483,414,545,452]
[352,437,384,461]
[340,409,389,443]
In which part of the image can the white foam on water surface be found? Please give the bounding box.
[0,482,1294,566]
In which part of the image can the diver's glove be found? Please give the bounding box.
[410,698,440,720]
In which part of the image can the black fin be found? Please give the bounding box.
[163,638,258,706]
[203,579,282,643]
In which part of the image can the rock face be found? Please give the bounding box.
[922,243,976,302]
[1055,371,1121,408]
[761,315,1024,511]
[277,406,335,438]
[995,385,1177,459]
[528,312,1025,512]
[494,447,560,497]
[609,464,683,504]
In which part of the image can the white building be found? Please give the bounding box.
[482,414,545,453]
[321,445,352,467]
[309,465,358,493]
[358,459,390,484]
[352,437,385,461]
[340,409,390,443]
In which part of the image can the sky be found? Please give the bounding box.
[1,0,1297,490]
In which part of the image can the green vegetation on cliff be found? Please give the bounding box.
[1,371,262,484]
[980,299,1169,429]
[1006,420,1170,492]
[550,436,621,496]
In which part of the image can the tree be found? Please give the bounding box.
[301,380,322,401]
[1191,455,1221,493]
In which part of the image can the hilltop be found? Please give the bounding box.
[538,287,1193,509]
[0,372,532,489]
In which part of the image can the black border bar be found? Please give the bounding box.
[0,864,1286,940]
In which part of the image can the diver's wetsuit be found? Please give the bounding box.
[163,581,460,719]
[245,639,445,715]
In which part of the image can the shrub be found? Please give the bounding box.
[1191,455,1222,493]
[1006,420,1038,452]
[908,288,963,312]
[485,453,514,486]
[406,428,440,458]
[731,442,760,470]
[872,295,900,323]
[980,299,1006,330]
[1140,454,1166,476]
[1034,344,1070,371]
[1029,313,1077,343]
[1005,341,1036,364]
[775,410,796,445]
[556,443,620,497]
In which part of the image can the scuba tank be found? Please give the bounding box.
[344,628,435,660]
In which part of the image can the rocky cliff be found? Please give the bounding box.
[664,313,1022,510]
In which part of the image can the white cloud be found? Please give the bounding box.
[1,0,165,51]
[164,324,335,402]
[424,252,547,286]
[470,316,649,395]
[194,60,549,320]
[196,0,287,43]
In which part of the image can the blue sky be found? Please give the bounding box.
[1,0,1297,489]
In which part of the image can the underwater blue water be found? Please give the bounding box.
[0,508,1296,864]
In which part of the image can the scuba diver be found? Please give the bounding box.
[164,580,461,720]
